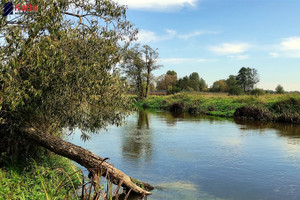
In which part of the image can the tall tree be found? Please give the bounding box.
[121,44,145,99]
[188,72,207,91]
[177,76,191,91]
[237,67,259,92]
[0,0,151,194]
[122,44,160,98]
[143,45,161,98]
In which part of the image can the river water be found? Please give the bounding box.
[69,110,300,200]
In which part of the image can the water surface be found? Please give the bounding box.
[69,110,300,200]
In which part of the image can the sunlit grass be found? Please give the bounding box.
[135,92,300,121]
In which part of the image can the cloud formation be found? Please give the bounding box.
[227,55,249,60]
[114,0,197,10]
[137,29,176,43]
[137,29,216,43]
[159,57,213,65]
[277,37,300,58]
[178,30,217,40]
[209,43,250,55]
[269,52,279,58]
[280,37,300,50]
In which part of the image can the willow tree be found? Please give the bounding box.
[0,0,151,195]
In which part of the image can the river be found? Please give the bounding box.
[69,110,300,200]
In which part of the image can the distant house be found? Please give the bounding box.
[148,90,167,96]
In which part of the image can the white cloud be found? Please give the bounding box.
[209,43,250,55]
[137,30,158,43]
[280,37,300,50]
[178,30,217,40]
[137,29,217,43]
[114,0,197,10]
[165,29,177,37]
[276,37,300,58]
[159,57,213,65]
[286,52,300,58]
[178,31,204,40]
[269,52,279,58]
[137,29,176,43]
[227,55,249,60]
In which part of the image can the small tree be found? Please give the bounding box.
[275,84,285,94]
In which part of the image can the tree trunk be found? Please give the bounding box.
[145,72,150,98]
[137,72,144,99]
[21,127,152,195]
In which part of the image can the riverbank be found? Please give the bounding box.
[0,152,81,199]
[135,92,300,124]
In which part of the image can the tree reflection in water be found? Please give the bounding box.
[121,110,152,161]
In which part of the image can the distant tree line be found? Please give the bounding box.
[121,46,290,97]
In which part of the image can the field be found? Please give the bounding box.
[135,92,300,123]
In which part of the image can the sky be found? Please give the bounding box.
[115,0,300,91]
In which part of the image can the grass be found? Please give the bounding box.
[135,92,300,123]
[0,150,149,200]
[0,152,82,200]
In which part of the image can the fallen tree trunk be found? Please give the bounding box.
[21,127,152,195]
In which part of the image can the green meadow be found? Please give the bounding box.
[135,92,300,123]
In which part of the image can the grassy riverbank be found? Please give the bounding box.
[0,153,81,200]
[135,92,300,123]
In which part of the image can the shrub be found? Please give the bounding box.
[168,102,184,113]
[250,88,265,96]
[234,106,273,121]
[228,86,244,95]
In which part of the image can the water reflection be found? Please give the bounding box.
[152,110,231,127]
[121,111,152,161]
[234,118,300,138]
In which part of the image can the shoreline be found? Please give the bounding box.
[134,92,300,124]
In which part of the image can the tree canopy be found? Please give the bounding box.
[121,44,160,98]
[237,67,259,92]
[0,0,136,139]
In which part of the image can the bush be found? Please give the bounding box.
[269,97,300,114]
[168,102,184,113]
[234,106,273,121]
[250,88,265,96]
[228,86,243,95]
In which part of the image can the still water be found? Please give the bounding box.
[69,110,300,200]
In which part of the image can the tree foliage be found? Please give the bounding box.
[156,70,178,94]
[177,72,207,92]
[143,45,161,97]
[236,67,259,92]
[0,0,136,141]
[211,80,229,92]
[275,84,285,94]
[121,44,160,98]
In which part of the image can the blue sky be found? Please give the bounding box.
[115,0,300,91]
